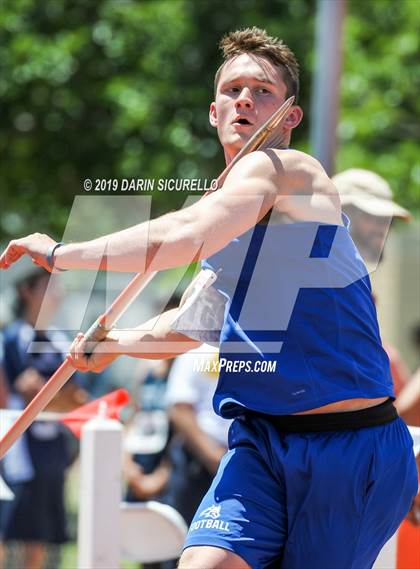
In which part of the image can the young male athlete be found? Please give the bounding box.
[1,28,417,569]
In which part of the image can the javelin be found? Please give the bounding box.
[0,95,294,459]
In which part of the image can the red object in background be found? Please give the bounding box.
[397,518,420,569]
[396,467,420,569]
[60,388,131,438]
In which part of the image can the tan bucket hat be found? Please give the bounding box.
[332,168,411,220]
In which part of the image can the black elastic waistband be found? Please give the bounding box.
[247,398,398,433]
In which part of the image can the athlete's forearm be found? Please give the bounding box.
[54,208,202,273]
[1,152,277,275]
[54,163,276,274]
[107,308,201,360]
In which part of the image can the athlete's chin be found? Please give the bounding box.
[222,132,252,152]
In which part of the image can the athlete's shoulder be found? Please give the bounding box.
[221,151,281,200]
[270,148,325,172]
[229,149,280,179]
[261,149,342,222]
[273,149,339,197]
[234,148,328,184]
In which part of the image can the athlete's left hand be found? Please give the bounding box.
[68,332,120,373]
[0,233,56,271]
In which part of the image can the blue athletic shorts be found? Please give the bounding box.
[184,414,417,569]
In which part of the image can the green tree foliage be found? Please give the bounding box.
[0,0,418,240]
[0,0,313,239]
[337,0,420,210]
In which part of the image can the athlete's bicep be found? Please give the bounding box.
[186,152,280,258]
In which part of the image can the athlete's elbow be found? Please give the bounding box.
[187,218,235,260]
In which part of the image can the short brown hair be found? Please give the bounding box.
[214,27,299,101]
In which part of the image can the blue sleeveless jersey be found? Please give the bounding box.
[201,215,394,418]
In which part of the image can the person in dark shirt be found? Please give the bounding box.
[0,268,84,569]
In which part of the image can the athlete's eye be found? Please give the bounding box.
[256,87,271,95]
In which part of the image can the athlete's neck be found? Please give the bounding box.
[223,132,291,166]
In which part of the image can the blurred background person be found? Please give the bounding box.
[123,358,172,569]
[122,297,181,569]
[124,359,172,504]
[165,345,231,530]
[333,168,413,396]
[397,324,420,527]
[0,341,9,569]
[334,170,419,531]
[396,323,420,427]
[0,268,86,569]
[332,168,411,265]
[0,367,8,409]
[396,322,420,529]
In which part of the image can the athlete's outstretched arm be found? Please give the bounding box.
[0,152,279,274]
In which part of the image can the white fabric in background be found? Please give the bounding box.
[1,394,34,484]
[165,345,231,447]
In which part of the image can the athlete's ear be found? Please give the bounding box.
[209,102,218,128]
[283,105,303,131]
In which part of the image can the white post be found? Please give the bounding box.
[77,415,122,569]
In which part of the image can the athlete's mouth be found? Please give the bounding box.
[232,116,253,126]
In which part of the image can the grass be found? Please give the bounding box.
[59,542,139,568]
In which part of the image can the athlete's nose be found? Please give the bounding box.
[235,87,254,110]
